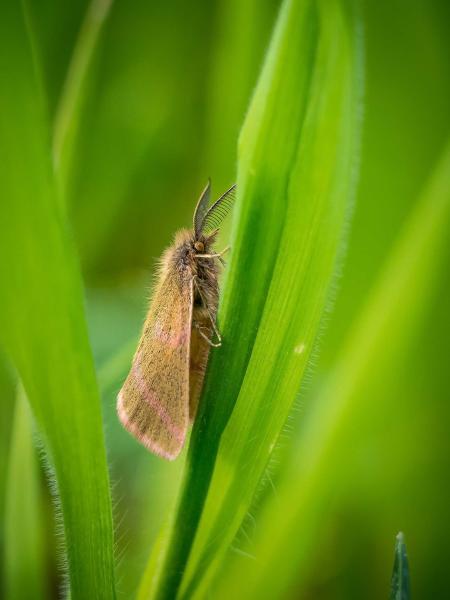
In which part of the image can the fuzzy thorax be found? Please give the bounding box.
[159,228,218,282]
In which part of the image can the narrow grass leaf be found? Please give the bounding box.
[97,335,139,394]
[0,2,116,598]
[52,0,113,197]
[390,532,411,600]
[4,386,47,600]
[0,356,15,549]
[202,0,279,192]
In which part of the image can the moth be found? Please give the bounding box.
[117,181,235,460]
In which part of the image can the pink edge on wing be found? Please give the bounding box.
[132,359,186,443]
[117,391,182,461]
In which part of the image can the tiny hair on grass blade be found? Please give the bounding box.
[117,182,236,459]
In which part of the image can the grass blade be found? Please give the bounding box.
[145,0,362,598]
[390,532,411,600]
[4,386,47,600]
[216,140,450,599]
[182,2,362,596]
[202,0,279,193]
[52,0,113,196]
[0,357,15,559]
[0,2,116,598]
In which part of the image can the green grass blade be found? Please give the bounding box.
[390,532,411,600]
[4,386,47,600]
[202,0,279,192]
[182,2,362,597]
[145,0,362,598]
[0,2,116,598]
[216,140,450,599]
[0,357,15,557]
[97,335,139,394]
[52,0,113,196]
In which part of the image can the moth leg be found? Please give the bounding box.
[196,245,230,259]
[193,276,222,344]
[194,322,222,347]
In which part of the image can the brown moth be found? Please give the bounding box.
[117,181,235,460]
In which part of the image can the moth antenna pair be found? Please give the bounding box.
[193,180,236,236]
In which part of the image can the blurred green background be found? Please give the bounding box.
[1,0,449,598]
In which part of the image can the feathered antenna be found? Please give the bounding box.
[193,179,211,237]
[200,183,236,233]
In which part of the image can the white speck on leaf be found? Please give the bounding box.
[294,342,305,355]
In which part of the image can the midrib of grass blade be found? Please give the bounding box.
[4,386,47,600]
[0,2,116,598]
[217,140,450,600]
[142,1,318,599]
[179,1,362,597]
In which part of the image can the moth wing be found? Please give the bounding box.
[117,271,193,460]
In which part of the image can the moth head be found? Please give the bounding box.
[192,230,219,256]
[193,180,236,238]
[194,240,205,252]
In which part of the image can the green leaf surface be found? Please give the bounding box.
[215,140,450,599]
[0,2,116,598]
[52,0,113,196]
[0,357,15,552]
[390,532,411,600]
[4,386,47,600]
[145,0,362,598]
[202,0,280,194]
[97,335,139,394]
